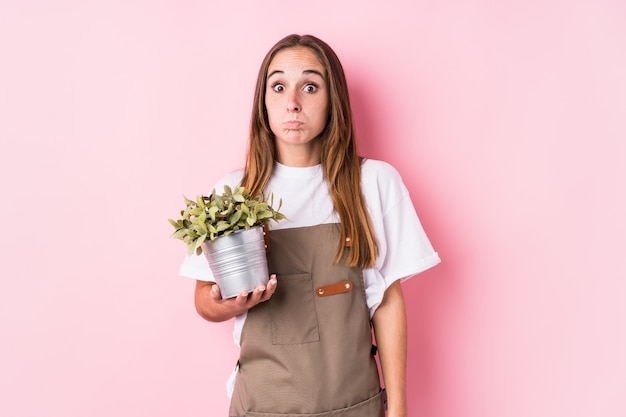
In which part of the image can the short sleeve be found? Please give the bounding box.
[377,193,441,284]
[361,160,440,317]
[179,253,214,282]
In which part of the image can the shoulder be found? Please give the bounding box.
[360,158,407,195]
[361,158,403,182]
[360,158,410,213]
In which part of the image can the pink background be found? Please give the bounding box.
[1,1,625,416]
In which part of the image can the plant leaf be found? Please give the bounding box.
[229,209,242,226]
[172,229,187,240]
[215,220,230,233]
[196,195,205,209]
[193,222,208,235]
[233,189,245,203]
[208,206,218,221]
[193,233,207,254]
[190,207,204,216]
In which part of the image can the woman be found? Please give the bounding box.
[179,34,440,417]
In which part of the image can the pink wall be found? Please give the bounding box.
[1,1,624,416]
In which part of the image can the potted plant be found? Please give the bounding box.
[169,185,286,298]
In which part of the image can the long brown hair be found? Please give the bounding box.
[240,34,378,268]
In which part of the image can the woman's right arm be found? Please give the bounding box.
[194,275,277,322]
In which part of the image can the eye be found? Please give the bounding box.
[271,83,285,92]
[303,83,318,93]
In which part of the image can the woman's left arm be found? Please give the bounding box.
[372,280,407,417]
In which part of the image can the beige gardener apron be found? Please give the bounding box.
[229,223,385,417]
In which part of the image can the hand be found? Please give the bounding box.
[209,274,277,315]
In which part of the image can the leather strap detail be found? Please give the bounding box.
[316,280,353,297]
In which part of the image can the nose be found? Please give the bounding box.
[287,92,301,112]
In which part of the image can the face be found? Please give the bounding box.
[265,47,329,164]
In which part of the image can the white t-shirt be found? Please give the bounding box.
[179,159,440,333]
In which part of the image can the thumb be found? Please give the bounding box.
[210,283,222,300]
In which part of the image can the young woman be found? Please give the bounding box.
[179,34,440,417]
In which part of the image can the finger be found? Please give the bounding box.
[235,290,250,306]
[248,284,267,304]
[209,283,222,301]
[265,275,278,295]
[259,275,277,302]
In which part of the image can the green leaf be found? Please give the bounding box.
[215,196,224,211]
[196,195,205,209]
[233,190,245,203]
[196,210,206,224]
[182,206,192,221]
[208,206,218,221]
[229,209,242,226]
[193,233,207,253]
[190,207,203,216]
[220,202,234,217]
[172,229,188,240]
[193,222,208,235]
[215,220,230,233]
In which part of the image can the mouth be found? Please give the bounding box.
[284,120,303,129]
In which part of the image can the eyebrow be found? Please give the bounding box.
[267,69,325,79]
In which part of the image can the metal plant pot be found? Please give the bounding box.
[202,225,269,299]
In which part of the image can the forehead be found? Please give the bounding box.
[267,47,325,77]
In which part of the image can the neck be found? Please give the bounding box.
[275,141,321,167]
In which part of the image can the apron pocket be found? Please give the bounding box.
[270,273,320,345]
